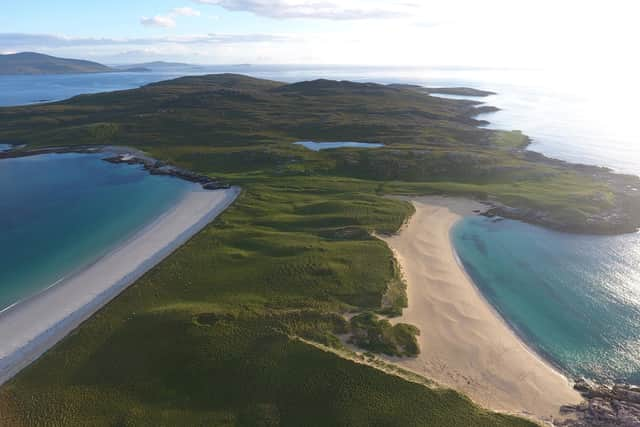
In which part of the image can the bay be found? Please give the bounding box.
[0,153,192,311]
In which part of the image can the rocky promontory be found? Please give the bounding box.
[102,153,230,190]
[0,145,230,190]
[559,379,640,426]
[483,201,640,235]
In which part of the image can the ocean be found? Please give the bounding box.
[452,216,640,383]
[0,152,192,312]
[1,66,639,383]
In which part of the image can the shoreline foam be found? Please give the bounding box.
[0,186,240,386]
[380,195,581,422]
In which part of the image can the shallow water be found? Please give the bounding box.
[452,216,640,383]
[0,153,192,311]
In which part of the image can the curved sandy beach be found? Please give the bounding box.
[381,196,581,422]
[0,186,240,386]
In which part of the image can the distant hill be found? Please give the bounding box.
[116,61,199,71]
[0,52,147,75]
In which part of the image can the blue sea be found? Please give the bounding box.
[0,152,192,312]
[1,66,640,384]
[452,217,640,383]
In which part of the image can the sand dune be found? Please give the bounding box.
[0,186,239,386]
[380,196,581,422]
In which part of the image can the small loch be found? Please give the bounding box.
[294,141,384,151]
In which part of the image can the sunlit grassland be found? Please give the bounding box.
[0,178,534,426]
[1,74,621,425]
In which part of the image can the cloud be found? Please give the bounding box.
[0,32,293,49]
[0,33,136,48]
[172,7,201,17]
[141,6,201,29]
[0,32,302,64]
[191,0,412,20]
[141,15,176,28]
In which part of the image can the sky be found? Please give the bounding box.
[1,0,639,71]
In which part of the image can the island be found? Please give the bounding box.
[113,60,199,71]
[1,74,638,426]
[0,52,150,75]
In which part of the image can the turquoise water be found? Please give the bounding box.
[294,141,384,151]
[452,216,640,383]
[0,153,192,311]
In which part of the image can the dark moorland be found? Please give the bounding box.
[1,73,638,425]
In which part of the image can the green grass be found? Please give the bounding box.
[349,312,420,357]
[0,180,534,426]
[4,74,621,425]
[2,74,636,233]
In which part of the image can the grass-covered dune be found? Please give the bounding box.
[1,73,636,425]
[0,180,533,426]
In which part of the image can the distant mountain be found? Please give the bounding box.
[0,52,148,75]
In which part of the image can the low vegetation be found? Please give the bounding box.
[349,312,420,357]
[0,180,532,426]
[2,74,637,232]
[1,73,623,425]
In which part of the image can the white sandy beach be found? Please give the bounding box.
[0,186,240,386]
[380,196,581,422]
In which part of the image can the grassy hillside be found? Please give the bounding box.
[0,177,533,426]
[0,52,116,75]
[2,73,638,232]
[1,73,629,425]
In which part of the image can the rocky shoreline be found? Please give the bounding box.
[2,143,640,235]
[559,379,640,426]
[102,153,230,190]
[483,202,639,235]
[479,148,640,235]
[0,145,230,191]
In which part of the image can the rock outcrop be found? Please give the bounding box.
[0,145,230,190]
[559,379,640,426]
[102,154,230,190]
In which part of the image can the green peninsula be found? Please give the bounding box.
[1,74,638,425]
